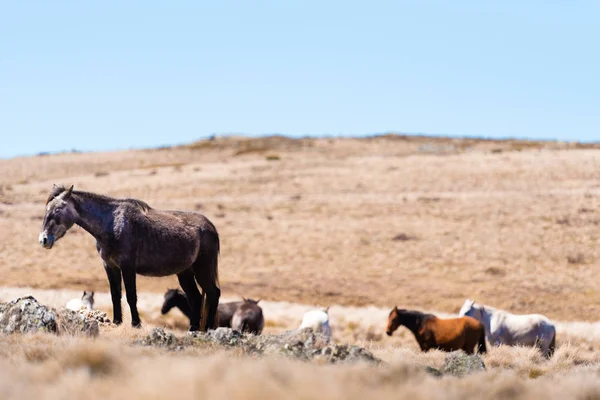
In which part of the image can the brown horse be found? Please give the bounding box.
[39,185,220,332]
[386,307,486,354]
[161,288,242,328]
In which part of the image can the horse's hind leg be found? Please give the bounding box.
[192,259,220,331]
[177,268,203,331]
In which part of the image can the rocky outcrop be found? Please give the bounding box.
[0,296,107,337]
[139,327,381,365]
[0,296,57,334]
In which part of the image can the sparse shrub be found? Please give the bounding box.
[94,171,109,177]
[556,216,571,226]
[578,207,595,214]
[392,233,417,242]
[567,253,587,265]
[485,267,506,276]
[529,367,545,379]
[266,154,281,161]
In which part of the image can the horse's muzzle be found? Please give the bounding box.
[386,331,392,336]
[39,232,54,249]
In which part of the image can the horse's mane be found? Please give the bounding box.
[47,185,151,212]
[46,185,67,204]
[123,198,152,212]
[472,301,499,314]
[396,309,435,319]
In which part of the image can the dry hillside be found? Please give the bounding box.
[1,134,600,320]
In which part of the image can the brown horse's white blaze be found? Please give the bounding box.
[39,184,221,332]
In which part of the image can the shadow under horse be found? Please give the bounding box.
[39,184,220,332]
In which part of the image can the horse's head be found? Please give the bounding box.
[458,299,482,319]
[82,291,95,308]
[386,306,403,336]
[39,184,78,249]
[161,288,183,314]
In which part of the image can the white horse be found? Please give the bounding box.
[66,291,95,311]
[299,307,332,340]
[458,299,556,357]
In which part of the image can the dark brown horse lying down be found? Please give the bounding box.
[162,289,263,334]
[386,306,486,354]
[162,288,241,328]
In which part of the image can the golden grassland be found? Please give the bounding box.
[2,134,600,399]
[1,134,600,319]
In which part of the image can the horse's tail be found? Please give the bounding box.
[546,329,556,358]
[212,227,220,289]
[478,328,487,354]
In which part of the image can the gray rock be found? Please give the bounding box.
[0,296,58,334]
[441,351,486,377]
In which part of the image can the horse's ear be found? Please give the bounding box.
[83,291,87,295]
[394,305,398,311]
[242,297,247,302]
[324,306,330,314]
[256,299,261,304]
[63,185,74,199]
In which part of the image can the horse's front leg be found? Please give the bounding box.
[104,263,123,325]
[121,266,141,328]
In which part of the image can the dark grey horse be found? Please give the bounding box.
[39,184,220,331]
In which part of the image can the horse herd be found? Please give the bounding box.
[43,185,556,358]
[386,299,556,358]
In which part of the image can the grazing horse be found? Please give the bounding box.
[231,298,264,335]
[161,288,242,328]
[39,185,220,331]
[299,307,332,340]
[459,299,556,358]
[66,291,95,311]
[386,306,486,354]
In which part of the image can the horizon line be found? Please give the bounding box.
[3,131,598,161]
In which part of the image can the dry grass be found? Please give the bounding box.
[0,314,599,399]
[1,286,600,399]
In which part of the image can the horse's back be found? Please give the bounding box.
[497,311,555,345]
[425,316,483,349]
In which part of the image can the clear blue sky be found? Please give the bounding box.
[1,1,599,159]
